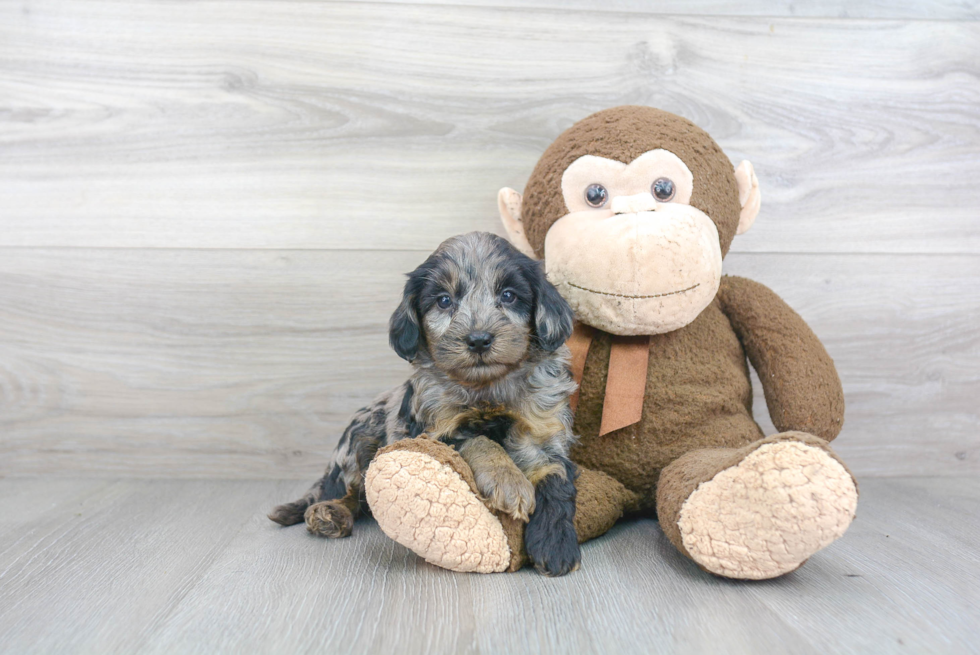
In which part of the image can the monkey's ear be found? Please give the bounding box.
[735,160,761,235]
[498,188,538,260]
[527,261,574,351]
[389,283,422,362]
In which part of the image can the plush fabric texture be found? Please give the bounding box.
[656,432,858,579]
[366,437,523,573]
[560,150,695,212]
[544,204,724,335]
[570,296,763,512]
[734,160,760,234]
[363,106,855,580]
[573,466,641,541]
[521,106,742,259]
[717,276,845,441]
[364,437,638,571]
[568,274,846,512]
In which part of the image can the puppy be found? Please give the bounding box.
[269,231,580,576]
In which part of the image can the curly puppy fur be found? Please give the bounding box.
[269,232,581,576]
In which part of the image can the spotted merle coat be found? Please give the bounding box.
[269,232,580,576]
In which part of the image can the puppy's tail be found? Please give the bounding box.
[268,463,346,526]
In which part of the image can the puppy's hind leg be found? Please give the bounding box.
[270,385,400,536]
[304,483,362,539]
[304,400,392,538]
[268,464,346,527]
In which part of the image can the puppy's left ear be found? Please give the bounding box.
[389,277,423,362]
[527,261,574,351]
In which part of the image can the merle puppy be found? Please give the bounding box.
[269,231,581,576]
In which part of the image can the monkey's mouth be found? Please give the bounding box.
[566,281,700,300]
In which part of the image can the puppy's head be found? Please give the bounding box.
[389,232,574,385]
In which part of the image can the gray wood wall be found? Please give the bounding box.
[1,1,977,479]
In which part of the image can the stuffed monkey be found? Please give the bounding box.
[365,106,858,579]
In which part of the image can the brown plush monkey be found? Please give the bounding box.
[365,106,858,579]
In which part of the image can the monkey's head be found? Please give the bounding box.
[499,106,760,336]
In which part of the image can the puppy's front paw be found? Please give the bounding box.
[525,515,580,577]
[475,468,536,522]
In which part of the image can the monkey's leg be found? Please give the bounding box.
[656,432,858,580]
[364,437,637,573]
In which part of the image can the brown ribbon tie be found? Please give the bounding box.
[566,322,593,414]
[566,323,650,436]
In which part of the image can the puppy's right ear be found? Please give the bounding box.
[389,278,422,362]
[525,259,574,352]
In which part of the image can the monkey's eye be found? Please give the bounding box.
[585,183,608,208]
[500,290,516,304]
[652,177,676,202]
[436,294,453,310]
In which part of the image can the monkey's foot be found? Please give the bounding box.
[660,433,858,580]
[365,438,524,574]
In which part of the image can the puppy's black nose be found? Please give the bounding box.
[466,331,494,354]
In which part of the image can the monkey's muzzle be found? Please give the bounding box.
[543,205,723,335]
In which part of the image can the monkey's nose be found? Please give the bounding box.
[466,331,494,354]
[610,193,658,215]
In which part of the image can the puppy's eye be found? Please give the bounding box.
[500,290,516,304]
[652,177,675,202]
[436,294,453,310]
[585,183,608,208]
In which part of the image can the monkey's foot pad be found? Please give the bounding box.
[678,440,858,580]
[365,438,520,574]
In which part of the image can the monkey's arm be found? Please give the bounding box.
[717,275,844,442]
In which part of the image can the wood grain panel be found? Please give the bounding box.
[0,248,417,477]
[1,3,978,253]
[0,477,976,653]
[337,0,980,20]
[1,248,975,478]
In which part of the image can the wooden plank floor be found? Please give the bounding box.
[0,476,976,654]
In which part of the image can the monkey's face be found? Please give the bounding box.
[499,106,760,337]
[543,149,723,335]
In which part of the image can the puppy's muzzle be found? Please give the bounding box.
[465,331,494,354]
